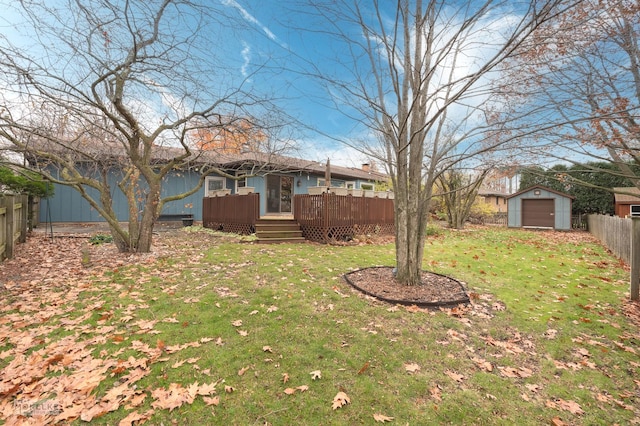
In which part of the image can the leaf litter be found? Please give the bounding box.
[1,228,639,424]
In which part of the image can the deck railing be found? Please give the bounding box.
[294,193,395,243]
[202,193,260,235]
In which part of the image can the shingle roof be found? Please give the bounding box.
[613,187,640,203]
[25,139,388,182]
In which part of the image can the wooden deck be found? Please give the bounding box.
[202,192,395,243]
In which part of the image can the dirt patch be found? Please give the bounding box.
[344,266,470,307]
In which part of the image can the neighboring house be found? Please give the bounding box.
[477,189,509,212]
[38,151,388,223]
[507,185,574,230]
[613,187,640,218]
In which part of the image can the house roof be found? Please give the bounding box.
[478,189,510,198]
[613,187,640,203]
[506,185,575,200]
[24,139,388,182]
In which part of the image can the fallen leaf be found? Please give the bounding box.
[404,363,420,374]
[310,370,322,380]
[202,395,220,406]
[556,399,584,415]
[373,413,394,422]
[197,382,217,396]
[430,386,442,402]
[296,385,309,392]
[284,387,297,395]
[171,360,186,369]
[445,370,465,382]
[357,361,370,375]
[263,346,273,353]
[225,385,235,393]
[238,366,250,376]
[332,391,350,410]
[118,409,154,426]
[282,373,290,384]
[231,320,243,327]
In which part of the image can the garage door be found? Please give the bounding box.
[522,199,555,228]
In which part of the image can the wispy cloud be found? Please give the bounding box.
[240,41,251,78]
[221,0,287,48]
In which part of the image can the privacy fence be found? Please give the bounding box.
[586,214,631,264]
[202,193,260,235]
[294,193,394,243]
[586,214,638,301]
[0,195,29,261]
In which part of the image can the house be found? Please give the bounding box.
[477,189,509,212]
[38,150,389,223]
[507,185,574,230]
[613,187,640,218]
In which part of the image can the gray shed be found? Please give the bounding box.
[507,185,574,230]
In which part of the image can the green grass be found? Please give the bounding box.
[1,226,638,425]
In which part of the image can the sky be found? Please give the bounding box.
[0,1,536,169]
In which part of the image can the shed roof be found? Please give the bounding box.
[613,187,640,203]
[506,185,575,200]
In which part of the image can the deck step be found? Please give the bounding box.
[255,219,306,244]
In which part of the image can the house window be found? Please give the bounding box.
[205,176,225,197]
[346,181,355,189]
[361,183,375,190]
[317,178,327,186]
[235,172,247,190]
[631,205,640,217]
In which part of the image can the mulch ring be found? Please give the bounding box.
[344,266,470,308]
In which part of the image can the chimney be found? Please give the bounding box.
[362,163,370,172]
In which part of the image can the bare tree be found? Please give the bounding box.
[299,0,569,284]
[0,0,291,252]
[436,168,489,229]
[491,0,640,190]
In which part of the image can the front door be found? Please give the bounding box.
[266,175,293,214]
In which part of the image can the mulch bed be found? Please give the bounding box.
[344,266,470,307]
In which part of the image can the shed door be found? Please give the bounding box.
[522,199,555,228]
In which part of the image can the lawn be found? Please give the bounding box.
[0,225,638,425]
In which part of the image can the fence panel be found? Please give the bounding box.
[587,214,631,264]
[202,193,260,235]
[0,195,28,261]
[294,194,395,243]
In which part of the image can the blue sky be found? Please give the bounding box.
[0,1,539,169]
[215,1,373,167]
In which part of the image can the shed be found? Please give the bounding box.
[507,185,574,230]
[613,187,640,218]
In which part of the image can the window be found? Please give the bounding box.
[631,205,640,217]
[346,181,355,189]
[360,183,375,190]
[317,178,327,186]
[235,172,247,190]
[205,176,225,197]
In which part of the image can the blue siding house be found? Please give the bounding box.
[39,152,387,223]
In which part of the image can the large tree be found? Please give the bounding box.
[0,0,289,253]
[299,0,569,284]
[492,0,640,190]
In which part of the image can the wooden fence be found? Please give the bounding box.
[587,214,631,264]
[0,195,29,261]
[294,193,394,243]
[202,193,260,235]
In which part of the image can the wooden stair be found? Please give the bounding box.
[255,218,306,244]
